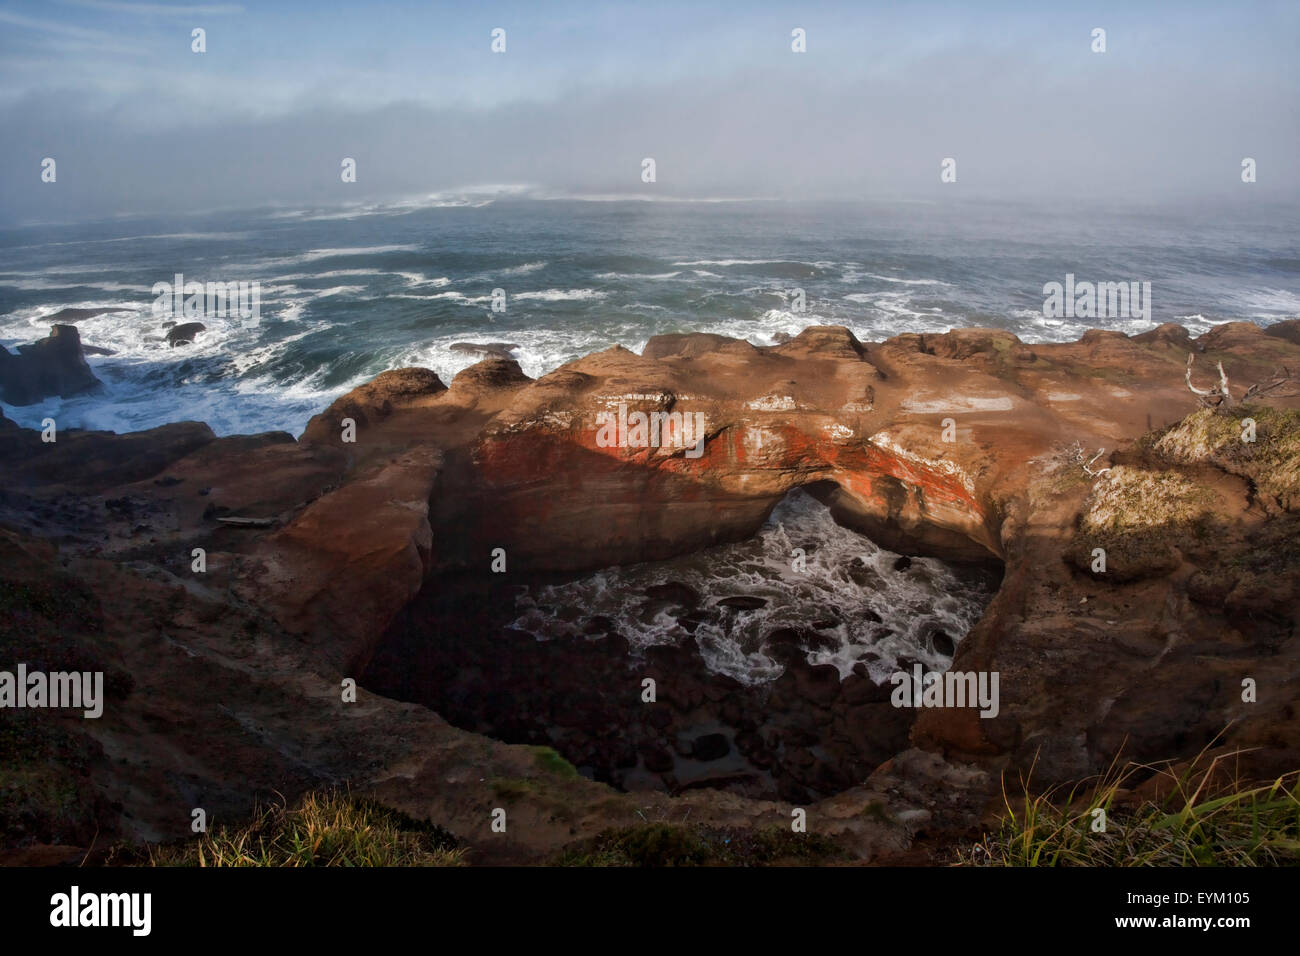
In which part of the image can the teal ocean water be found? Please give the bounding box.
[2,197,1297,436]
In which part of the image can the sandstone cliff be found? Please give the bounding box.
[2,320,1297,863]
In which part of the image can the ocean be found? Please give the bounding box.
[2,197,1298,438]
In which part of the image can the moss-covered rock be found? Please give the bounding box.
[1069,465,1220,581]
[1152,405,1300,511]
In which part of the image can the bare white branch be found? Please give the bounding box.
[1185,353,1214,397]
[1083,448,1112,478]
[1186,352,1234,407]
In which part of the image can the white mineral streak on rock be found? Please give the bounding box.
[868,430,976,496]
[745,394,797,412]
[901,395,1014,413]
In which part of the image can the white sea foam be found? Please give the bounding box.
[0,277,154,293]
[500,261,546,276]
[391,291,493,304]
[310,285,367,298]
[0,264,122,277]
[856,272,951,287]
[1234,287,1300,316]
[595,271,681,280]
[395,272,451,288]
[263,187,527,222]
[509,489,992,686]
[15,232,250,249]
[672,258,790,266]
[513,289,607,302]
[247,245,419,269]
[272,269,386,281]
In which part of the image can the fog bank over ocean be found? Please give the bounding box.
[1,1,1298,221]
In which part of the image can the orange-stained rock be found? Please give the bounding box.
[3,322,1299,858]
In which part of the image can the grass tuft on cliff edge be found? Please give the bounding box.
[970,748,1300,867]
[146,790,465,867]
[1151,404,1300,510]
[1069,465,1220,579]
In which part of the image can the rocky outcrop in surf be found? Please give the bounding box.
[0,324,101,406]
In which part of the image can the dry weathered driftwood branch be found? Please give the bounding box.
[1082,448,1111,478]
[1185,353,1232,407]
[1240,366,1293,403]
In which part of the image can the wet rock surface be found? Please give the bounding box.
[0,324,101,405]
[362,572,918,804]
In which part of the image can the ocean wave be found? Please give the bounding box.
[263,186,529,222]
[500,261,546,276]
[854,272,952,287]
[2,299,246,360]
[0,264,124,277]
[311,285,367,298]
[594,271,681,280]
[1234,287,1300,315]
[392,327,615,385]
[272,269,389,281]
[672,258,789,266]
[275,201,493,222]
[512,289,607,302]
[0,278,154,293]
[395,272,451,288]
[391,291,493,304]
[13,232,250,249]
[247,245,420,269]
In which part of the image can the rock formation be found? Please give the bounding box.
[0,324,102,406]
[165,322,207,347]
[2,320,1298,863]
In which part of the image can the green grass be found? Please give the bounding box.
[147,790,465,867]
[487,747,579,802]
[531,745,580,779]
[970,744,1300,867]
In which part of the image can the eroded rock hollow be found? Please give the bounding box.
[3,320,1298,862]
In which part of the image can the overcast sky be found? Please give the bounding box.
[1,0,1297,223]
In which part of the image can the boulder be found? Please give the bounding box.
[165,322,207,346]
[644,582,701,608]
[0,325,101,405]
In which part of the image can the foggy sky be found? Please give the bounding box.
[1,0,1297,224]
